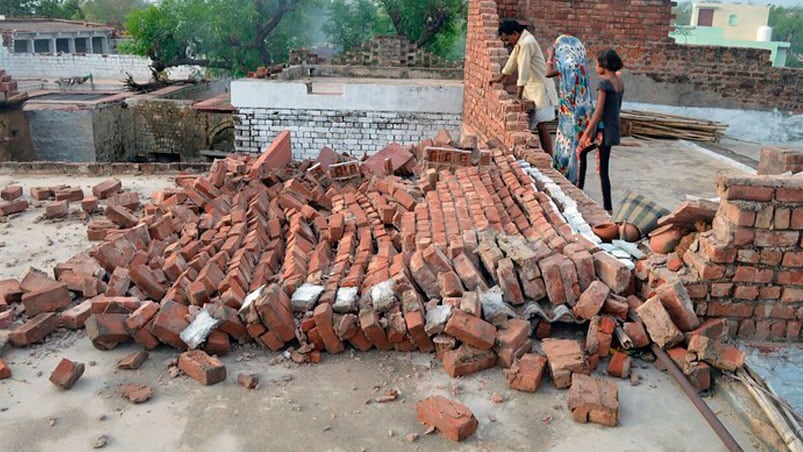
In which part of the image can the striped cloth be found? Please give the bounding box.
[612,191,670,238]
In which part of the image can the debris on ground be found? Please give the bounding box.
[49,358,85,390]
[118,383,154,403]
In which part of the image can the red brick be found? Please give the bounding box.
[178,350,227,385]
[359,309,393,351]
[8,312,60,346]
[238,373,259,389]
[85,313,131,350]
[754,230,799,248]
[438,271,464,298]
[81,196,99,213]
[655,281,699,332]
[688,335,745,371]
[249,130,292,179]
[126,300,160,330]
[92,178,122,199]
[573,281,610,320]
[416,395,478,442]
[776,187,803,203]
[542,338,589,389]
[781,287,803,303]
[61,299,92,329]
[54,187,83,202]
[118,350,149,370]
[442,345,497,377]
[0,359,11,379]
[205,330,230,356]
[496,258,525,305]
[452,252,489,292]
[566,374,619,427]
[607,351,632,378]
[44,201,69,219]
[255,284,296,343]
[724,184,772,202]
[504,353,546,392]
[717,201,755,227]
[592,251,631,294]
[105,204,139,229]
[687,318,729,341]
[150,300,190,350]
[30,187,52,200]
[0,278,23,304]
[635,296,683,348]
[405,309,435,353]
[1,185,22,201]
[623,321,650,348]
[129,264,167,301]
[313,302,344,354]
[444,309,496,350]
[133,318,161,349]
[0,198,28,216]
[49,358,85,390]
[21,283,72,316]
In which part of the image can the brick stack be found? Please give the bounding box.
[676,175,803,342]
[463,0,532,148]
[331,35,463,70]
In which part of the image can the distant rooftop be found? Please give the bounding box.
[0,17,114,33]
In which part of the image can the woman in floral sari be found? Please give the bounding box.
[545,34,593,185]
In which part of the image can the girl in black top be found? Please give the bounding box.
[578,49,624,215]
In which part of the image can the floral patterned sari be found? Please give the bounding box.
[551,35,593,185]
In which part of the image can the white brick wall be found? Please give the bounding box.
[0,46,199,82]
[235,108,462,159]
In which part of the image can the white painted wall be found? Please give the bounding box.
[231,78,463,113]
[0,46,200,82]
[231,77,464,158]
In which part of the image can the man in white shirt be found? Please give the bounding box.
[490,20,557,156]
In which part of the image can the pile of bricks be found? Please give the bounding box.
[637,174,803,343]
[1,129,750,434]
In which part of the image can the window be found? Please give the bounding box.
[698,8,714,26]
[92,36,105,54]
[13,40,31,53]
[56,38,70,53]
[33,39,50,53]
[74,37,88,53]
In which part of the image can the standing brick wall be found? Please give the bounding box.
[235,108,462,159]
[462,0,533,148]
[519,0,802,113]
[681,174,803,342]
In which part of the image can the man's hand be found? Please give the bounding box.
[489,74,505,86]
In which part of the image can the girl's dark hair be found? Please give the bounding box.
[597,49,623,71]
[498,19,525,36]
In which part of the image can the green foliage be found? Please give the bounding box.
[322,0,466,59]
[769,5,802,67]
[121,0,320,76]
[322,0,392,52]
[672,2,692,26]
[0,0,37,16]
[82,0,147,25]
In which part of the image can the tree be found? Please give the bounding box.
[769,5,802,67]
[121,0,319,76]
[322,0,391,52]
[0,0,36,16]
[35,0,84,19]
[82,0,148,26]
[322,0,466,58]
[672,1,692,26]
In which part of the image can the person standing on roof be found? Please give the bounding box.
[490,19,558,156]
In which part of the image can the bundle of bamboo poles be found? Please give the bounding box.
[540,109,728,143]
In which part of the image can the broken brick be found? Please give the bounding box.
[566,374,619,427]
[542,338,589,389]
[118,351,149,370]
[49,358,85,390]
[573,281,610,320]
[506,353,548,392]
[9,312,61,346]
[444,309,496,350]
[85,313,131,350]
[636,296,684,349]
[416,395,478,442]
[178,350,227,385]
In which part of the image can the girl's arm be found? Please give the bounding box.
[581,88,607,146]
[545,46,559,78]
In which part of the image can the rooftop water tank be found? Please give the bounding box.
[757,25,773,42]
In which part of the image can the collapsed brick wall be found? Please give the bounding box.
[462,0,533,147]
[518,0,802,113]
[331,35,463,69]
[679,175,803,342]
[235,108,462,158]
